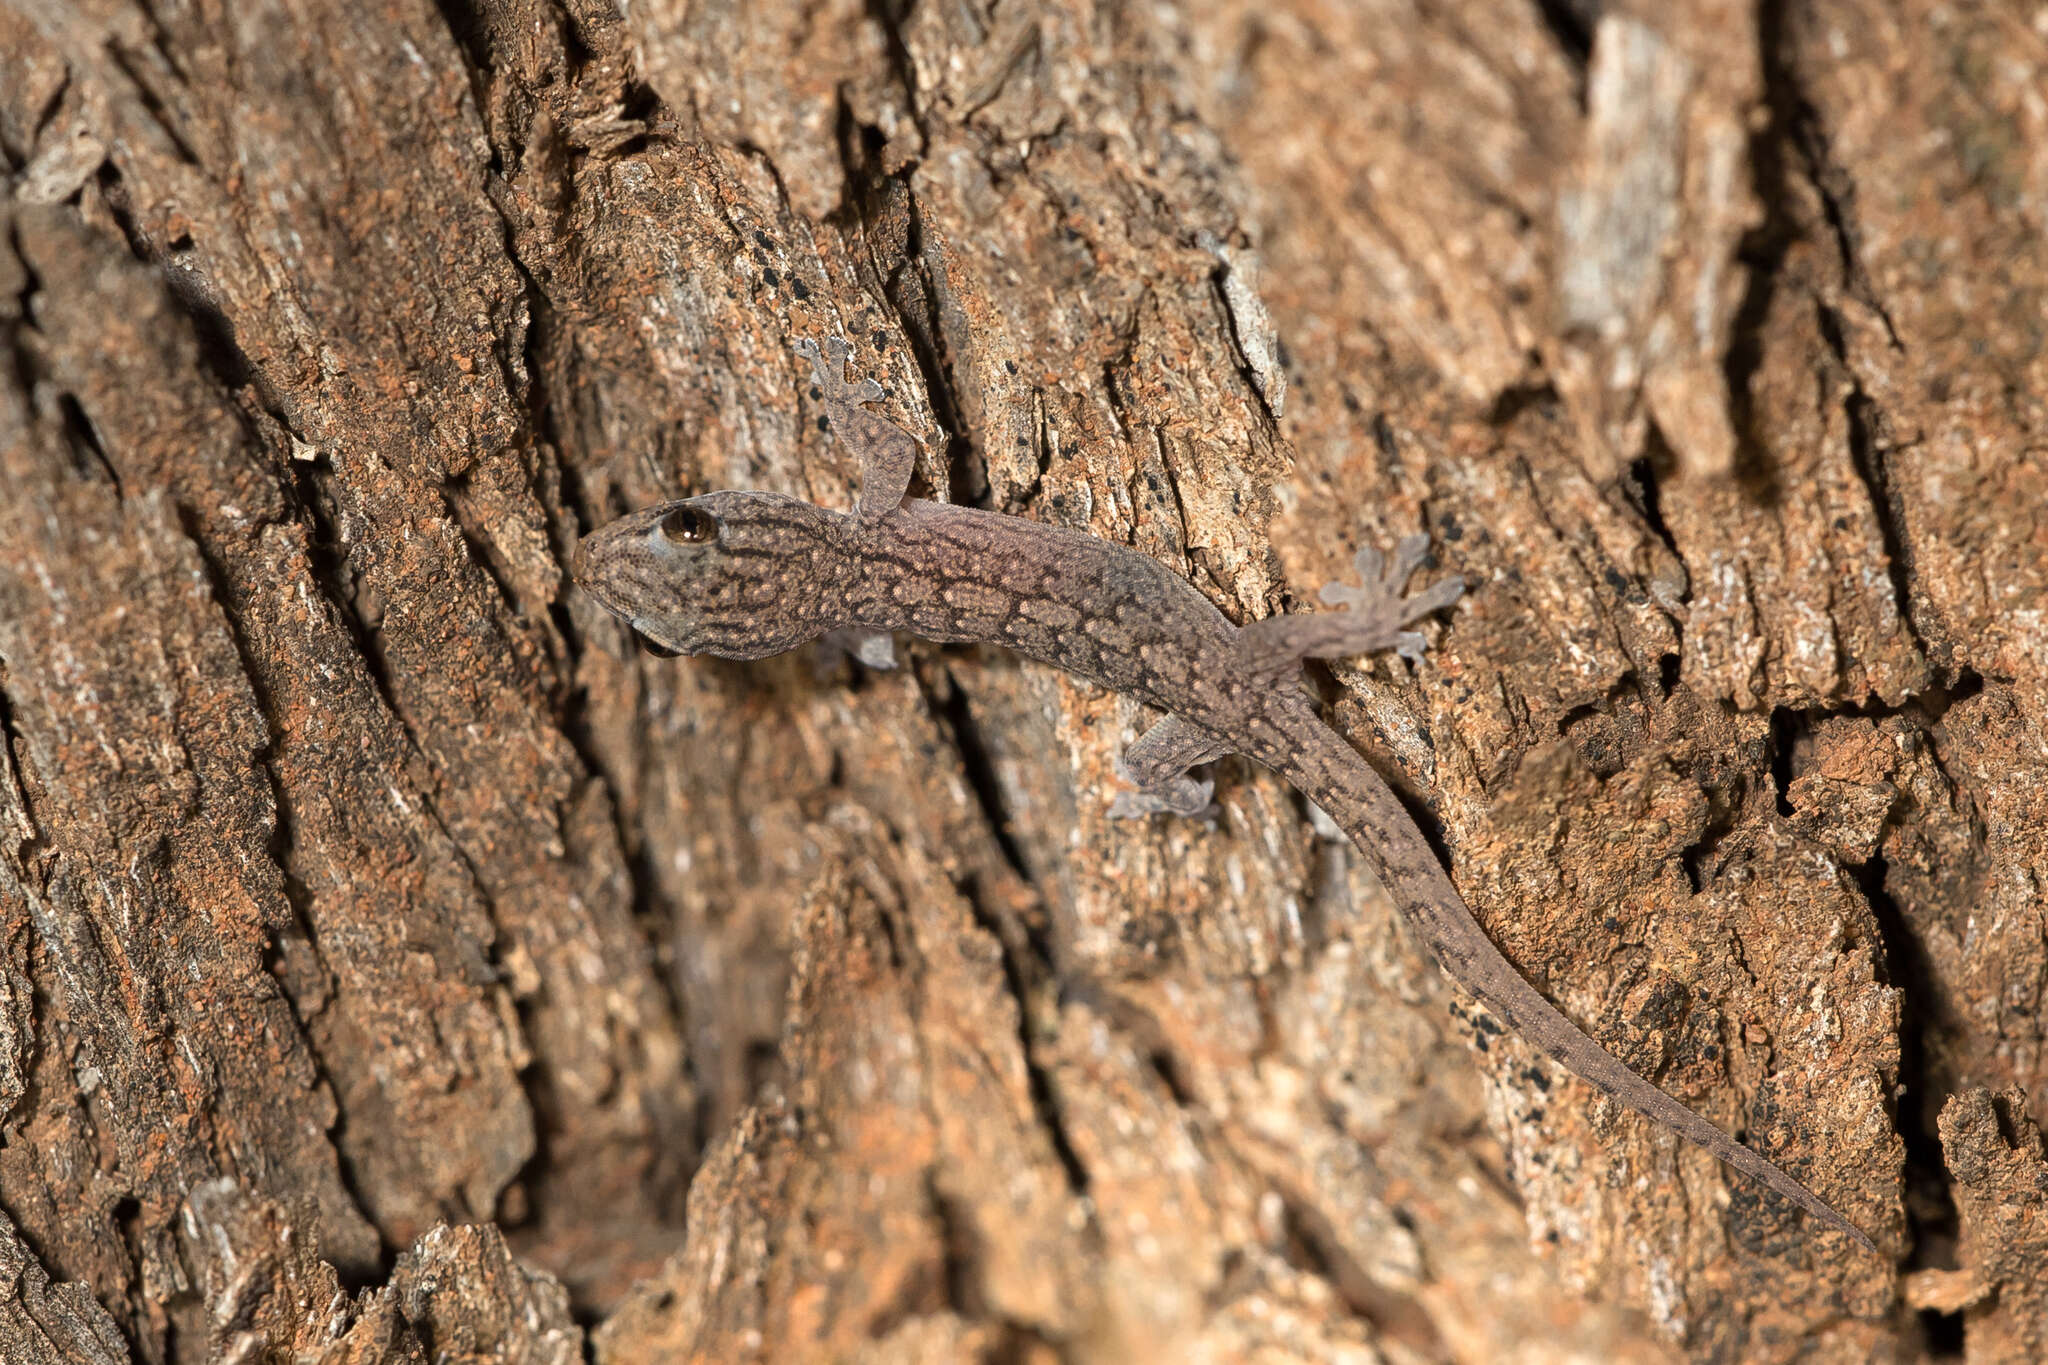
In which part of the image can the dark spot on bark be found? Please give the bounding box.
[1373,413,1397,458]
[791,278,810,300]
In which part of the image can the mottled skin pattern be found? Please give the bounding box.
[574,337,1877,1254]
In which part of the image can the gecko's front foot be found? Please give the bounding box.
[793,333,918,523]
[795,335,883,406]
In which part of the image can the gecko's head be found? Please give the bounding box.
[572,492,849,660]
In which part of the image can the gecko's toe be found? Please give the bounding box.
[1406,574,1465,619]
[794,336,832,389]
[1389,533,1431,585]
[1319,580,1374,610]
[1393,631,1429,664]
[855,378,883,403]
[1352,543,1386,586]
[1321,547,1385,610]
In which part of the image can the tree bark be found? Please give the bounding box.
[0,1,2043,1361]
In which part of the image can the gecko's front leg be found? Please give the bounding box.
[813,625,899,677]
[795,336,918,523]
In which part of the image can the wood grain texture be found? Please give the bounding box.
[0,0,2041,1360]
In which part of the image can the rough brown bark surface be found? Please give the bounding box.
[0,0,2042,1360]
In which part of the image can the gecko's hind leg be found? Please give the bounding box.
[1239,534,1463,681]
[1110,714,1232,818]
[795,336,917,523]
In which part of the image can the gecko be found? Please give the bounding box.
[572,335,1878,1255]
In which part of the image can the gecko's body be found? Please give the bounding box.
[574,337,1875,1253]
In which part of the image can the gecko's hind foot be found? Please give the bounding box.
[1319,535,1404,603]
[1110,715,1228,820]
[1108,775,1218,820]
[1318,535,1437,611]
[795,335,883,405]
[1315,535,1464,662]
[1239,532,1464,672]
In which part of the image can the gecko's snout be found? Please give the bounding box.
[568,520,634,620]
[568,532,599,597]
[570,501,681,630]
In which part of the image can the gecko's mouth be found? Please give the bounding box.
[629,627,684,658]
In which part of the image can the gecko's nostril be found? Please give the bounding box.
[569,537,595,589]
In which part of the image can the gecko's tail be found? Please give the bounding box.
[1287,724,1882,1256]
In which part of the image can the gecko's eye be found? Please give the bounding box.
[659,504,717,544]
[633,629,684,658]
